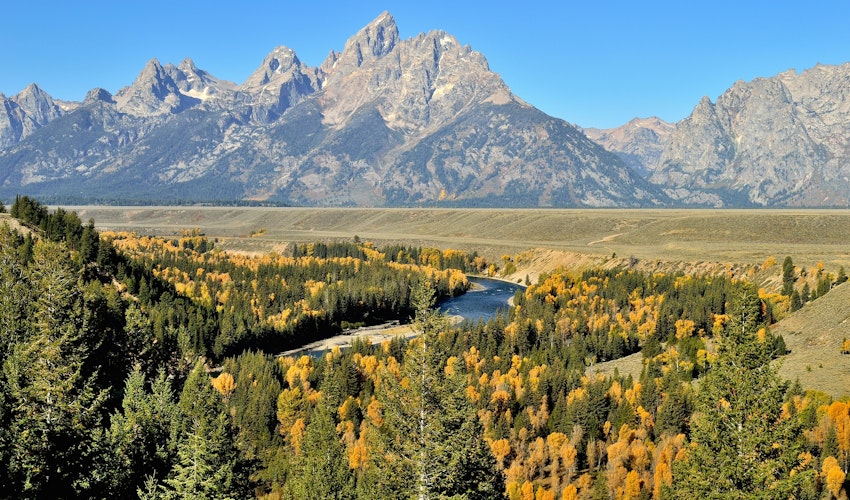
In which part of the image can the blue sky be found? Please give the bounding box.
[2,1,849,129]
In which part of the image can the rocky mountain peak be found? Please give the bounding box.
[333,11,399,72]
[114,58,199,116]
[647,63,850,206]
[319,12,511,132]
[13,83,62,122]
[170,57,235,100]
[83,87,115,105]
[178,57,200,73]
[356,11,398,59]
[0,83,66,148]
[243,46,303,88]
[584,117,674,177]
[238,46,321,123]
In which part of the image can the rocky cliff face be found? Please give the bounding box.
[0,12,663,207]
[650,63,850,206]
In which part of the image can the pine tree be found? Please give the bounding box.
[669,284,817,498]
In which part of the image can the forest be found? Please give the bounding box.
[0,196,849,499]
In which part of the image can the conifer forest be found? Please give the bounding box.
[1,197,850,499]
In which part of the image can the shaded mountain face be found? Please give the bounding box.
[0,11,664,207]
[648,63,850,207]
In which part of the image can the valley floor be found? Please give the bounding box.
[66,206,850,271]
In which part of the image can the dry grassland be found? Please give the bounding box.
[66,207,850,271]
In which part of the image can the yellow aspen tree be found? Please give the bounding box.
[289,418,306,455]
[545,432,567,492]
[621,469,643,500]
[210,372,236,402]
[560,443,578,485]
[521,480,535,500]
[653,461,672,499]
[535,487,555,500]
[823,456,846,499]
[491,438,512,469]
[526,437,548,481]
[828,401,850,470]
[349,430,369,472]
[507,481,522,500]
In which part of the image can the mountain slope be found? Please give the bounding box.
[584,117,674,178]
[0,12,664,208]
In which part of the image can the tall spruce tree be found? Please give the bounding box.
[285,402,356,499]
[3,240,109,497]
[154,360,251,499]
[106,367,177,497]
[0,224,29,494]
[365,281,503,499]
[668,284,817,498]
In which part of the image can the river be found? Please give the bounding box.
[282,276,524,357]
[438,276,525,322]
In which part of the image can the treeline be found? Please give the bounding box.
[780,255,846,310]
[139,264,842,498]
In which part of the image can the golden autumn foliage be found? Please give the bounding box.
[822,456,847,498]
[211,372,236,399]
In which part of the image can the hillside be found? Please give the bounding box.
[589,281,850,399]
[773,281,850,398]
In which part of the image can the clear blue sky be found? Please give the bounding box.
[2,1,849,129]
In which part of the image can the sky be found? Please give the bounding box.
[2,1,850,129]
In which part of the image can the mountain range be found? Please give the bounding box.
[587,63,850,207]
[1,12,849,207]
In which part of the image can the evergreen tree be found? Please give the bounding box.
[221,350,284,479]
[366,281,503,499]
[782,256,795,296]
[654,375,692,438]
[837,266,848,286]
[2,240,109,497]
[285,402,355,499]
[158,360,251,499]
[669,284,816,498]
[0,224,28,357]
[0,226,25,492]
[106,367,177,497]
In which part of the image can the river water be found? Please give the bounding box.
[438,276,525,322]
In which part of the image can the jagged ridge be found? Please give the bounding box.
[0,12,665,207]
